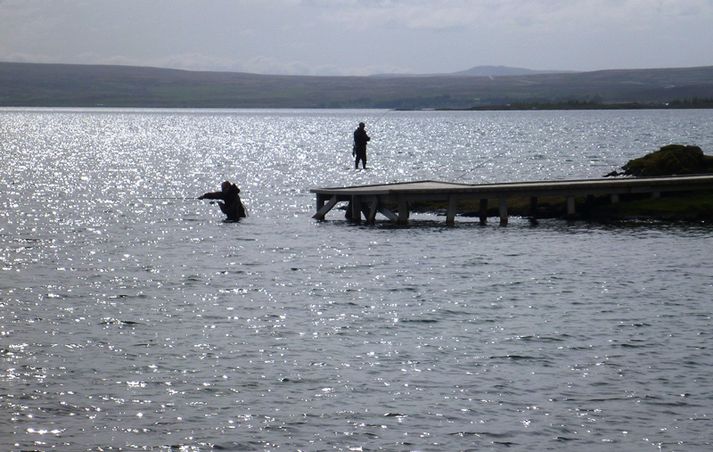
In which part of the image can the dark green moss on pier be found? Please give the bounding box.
[412,191,713,224]
[586,191,713,222]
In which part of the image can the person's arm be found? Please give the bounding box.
[198,191,224,200]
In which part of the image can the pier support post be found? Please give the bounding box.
[479,199,488,225]
[351,196,362,223]
[499,198,508,226]
[566,196,576,220]
[366,198,378,225]
[610,193,620,204]
[446,196,458,226]
[378,206,398,223]
[313,195,338,220]
[529,196,538,217]
[397,196,409,225]
[529,196,539,225]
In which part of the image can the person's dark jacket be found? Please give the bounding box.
[199,183,246,221]
[353,127,370,153]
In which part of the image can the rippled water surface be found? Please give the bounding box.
[2,108,713,450]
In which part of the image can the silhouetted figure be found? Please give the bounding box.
[353,122,370,169]
[198,181,247,221]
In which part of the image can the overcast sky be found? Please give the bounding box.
[1,0,712,75]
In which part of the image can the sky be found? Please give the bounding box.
[1,0,712,76]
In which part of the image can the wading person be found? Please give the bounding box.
[198,180,247,221]
[353,122,370,169]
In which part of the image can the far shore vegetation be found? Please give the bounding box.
[2,62,713,109]
[434,98,713,111]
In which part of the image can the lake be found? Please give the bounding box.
[1,108,713,450]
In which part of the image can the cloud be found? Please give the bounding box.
[315,0,713,32]
[316,0,486,31]
[233,55,398,76]
[0,0,712,75]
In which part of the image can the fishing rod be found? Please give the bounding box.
[368,109,393,130]
[139,197,196,200]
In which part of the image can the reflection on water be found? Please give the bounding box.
[1,108,713,450]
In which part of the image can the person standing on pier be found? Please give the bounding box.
[353,122,371,169]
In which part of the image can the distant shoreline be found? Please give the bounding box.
[429,99,713,111]
[2,61,713,110]
[2,103,713,111]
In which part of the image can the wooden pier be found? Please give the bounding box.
[311,175,713,225]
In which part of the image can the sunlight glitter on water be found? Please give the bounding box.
[2,108,713,449]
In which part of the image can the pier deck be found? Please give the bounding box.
[311,175,713,225]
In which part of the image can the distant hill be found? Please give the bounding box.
[1,61,713,109]
[370,65,570,78]
[452,65,575,77]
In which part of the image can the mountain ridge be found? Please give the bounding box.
[372,65,576,78]
[1,61,712,109]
